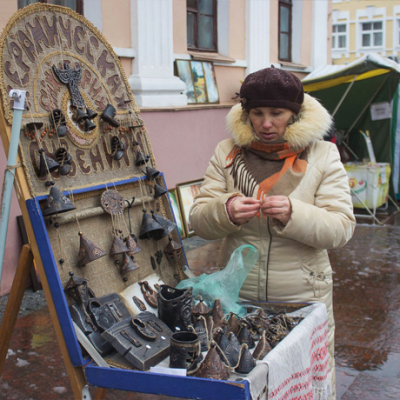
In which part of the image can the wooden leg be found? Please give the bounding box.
[0,244,33,376]
[94,388,108,400]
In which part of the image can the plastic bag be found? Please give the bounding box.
[177,244,258,317]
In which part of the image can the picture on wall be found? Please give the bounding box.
[176,179,204,237]
[168,188,186,239]
[175,60,219,104]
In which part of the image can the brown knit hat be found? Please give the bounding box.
[239,67,304,113]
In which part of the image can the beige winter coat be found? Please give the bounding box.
[190,94,356,398]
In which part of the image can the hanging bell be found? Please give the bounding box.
[38,149,60,176]
[227,313,241,336]
[138,209,164,240]
[163,237,183,263]
[154,183,167,199]
[224,332,241,367]
[192,297,211,320]
[75,107,89,123]
[86,107,98,120]
[109,234,130,256]
[77,232,107,267]
[214,327,229,353]
[142,166,160,181]
[195,341,230,380]
[252,330,271,361]
[125,234,142,256]
[151,211,176,240]
[211,299,224,328]
[193,317,208,352]
[119,253,140,275]
[84,119,96,132]
[237,324,255,349]
[111,136,126,160]
[55,147,72,176]
[135,151,148,166]
[235,344,256,375]
[42,185,76,216]
[49,109,67,137]
[100,104,120,127]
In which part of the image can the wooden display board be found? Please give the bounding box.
[0,4,252,400]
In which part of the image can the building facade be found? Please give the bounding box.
[0,0,332,295]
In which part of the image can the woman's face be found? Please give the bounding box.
[249,107,294,143]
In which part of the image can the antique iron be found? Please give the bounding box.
[151,211,176,240]
[138,209,164,240]
[235,344,256,374]
[135,150,150,166]
[169,331,202,373]
[191,317,208,352]
[55,147,72,176]
[64,271,95,306]
[153,182,167,199]
[84,119,96,132]
[226,313,241,336]
[142,166,160,181]
[237,324,255,349]
[192,297,211,320]
[49,109,67,137]
[100,189,124,215]
[119,253,140,275]
[86,107,98,120]
[26,121,44,132]
[131,317,157,341]
[42,185,76,216]
[133,296,147,311]
[211,298,224,328]
[139,281,158,308]
[163,237,183,263]
[75,107,89,123]
[252,330,271,361]
[100,103,120,127]
[125,234,142,256]
[157,285,193,331]
[109,234,130,256]
[196,341,230,380]
[224,332,241,367]
[38,149,60,176]
[214,327,229,353]
[111,136,126,160]
[78,232,107,267]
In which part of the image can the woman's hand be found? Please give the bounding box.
[261,196,292,225]
[228,197,261,225]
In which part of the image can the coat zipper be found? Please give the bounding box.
[265,217,273,302]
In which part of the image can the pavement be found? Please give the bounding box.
[1,211,400,399]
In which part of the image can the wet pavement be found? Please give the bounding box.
[1,215,400,399]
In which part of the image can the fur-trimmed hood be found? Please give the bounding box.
[226,93,332,149]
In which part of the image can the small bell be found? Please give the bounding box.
[125,234,142,256]
[227,313,241,336]
[142,166,160,181]
[135,151,148,166]
[214,327,229,353]
[38,149,60,176]
[55,147,72,176]
[58,163,72,175]
[119,253,140,275]
[109,234,130,256]
[49,109,67,137]
[26,121,44,132]
[86,107,98,120]
[78,232,107,267]
[193,317,208,351]
[84,119,96,132]
[138,209,164,240]
[151,211,176,240]
[224,332,241,367]
[192,297,211,320]
[154,183,167,199]
[163,237,183,263]
[42,185,76,216]
[237,325,255,349]
[211,299,224,328]
[75,107,88,123]
[100,104,120,127]
[252,330,271,361]
[111,136,126,160]
[235,344,256,375]
[195,341,230,380]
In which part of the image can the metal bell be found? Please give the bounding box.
[39,149,60,176]
[75,107,88,123]
[125,234,142,256]
[86,107,98,120]
[55,147,72,176]
[142,166,160,181]
[100,104,120,127]
[224,332,241,367]
[49,109,67,137]
[119,253,140,275]
[26,122,44,132]
[252,330,271,361]
[138,209,164,240]
[42,185,76,216]
[195,341,230,380]
[111,136,126,160]
[135,151,148,166]
[78,232,107,267]
[192,297,211,320]
[237,325,255,349]
[58,163,72,175]
[154,183,167,199]
[109,235,130,256]
[151,211,176,240]
[235,344,256,374]
[163,237,183,263]
[84,119,96,132]
[214,327,229,353]
[212,299,224,328]
[227,313,241,336]
[193,317,208,352]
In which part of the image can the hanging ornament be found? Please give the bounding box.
[77,231,107,267]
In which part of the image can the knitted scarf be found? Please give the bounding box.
[225,142,308,200]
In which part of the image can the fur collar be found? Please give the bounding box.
[225,93,332,149]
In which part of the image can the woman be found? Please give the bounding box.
[189,67,356,399]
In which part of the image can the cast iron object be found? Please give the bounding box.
[235,344,256,375]
[142,166,160,181]
[195,341,230,380]
[109,235,130,256]
[125,234,142,256]
[226,313,241,336]
[163,237,183,264]
[55,147,72,176]
[64,271,95,306]
[192,297,211,320]
[153,182,167,199]
[138,209,164,240]
[38,149,60,176]
[100,189,124,215]
[86,107,98,120]
[119,253,140,275]
[151,211,176,240]
[84,119,96,132]
[139,281,158,308]
[252,330,271,361]
[77,232,107,267]
[57,124,68,137]
[211,299,224,328]
[133,296,146,311]
[75,107,89,123]
[131,317,157,341]
[237,325,255,349]
[26,121,44,132]
[224,332,241,367]
[100,103,120,127]
[214,327,229,353]
[111,136,126,160]
[49,109,67,137]
[157,285,193,331]
[193,318,208,352]
[42,185,76,216]
[169,331,202,373]
[135,151,150,166]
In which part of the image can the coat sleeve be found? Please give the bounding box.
[189,142,243,240]
[273,143,356,249]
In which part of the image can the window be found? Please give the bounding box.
[332,24,347,50]
[18,0,83,14]
[187,0,217,52]
[361,21,383,48]
[279,0,292,61]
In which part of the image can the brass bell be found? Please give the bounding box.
[235,344,256,374]
[125,234,142,256]
[195,341,230,380]
[163,237,183,263]
[151,211,176,240]
[77,232,107,267]
[135,151,148,166]
[142,166,160,181]
[252,330,271,361]
[86,107,98,120]
[111,136,126,160]
[109,234,130,256]
[100,104,120,127]
[75,107,88,123]
[39,149,60,176]
[138,209,164,240]
[119,253,140,275]
[84,119,96,132]
[211,299,224,328]
[42,185,76,216]
[154,183,167,199]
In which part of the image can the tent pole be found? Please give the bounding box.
[344,74,389,140]
[332,75,358,117]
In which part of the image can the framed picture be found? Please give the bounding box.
[176,179,204,237]
[168,188,186,239]
[175,60,219,104]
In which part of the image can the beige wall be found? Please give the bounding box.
[301,0,313,66]
[173,0,187,54]
[270,0,279,64]
[229,0,246,60]
[214,66,245,104]
[0,0,17,34]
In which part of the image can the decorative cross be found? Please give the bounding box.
[53,63,85,108]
